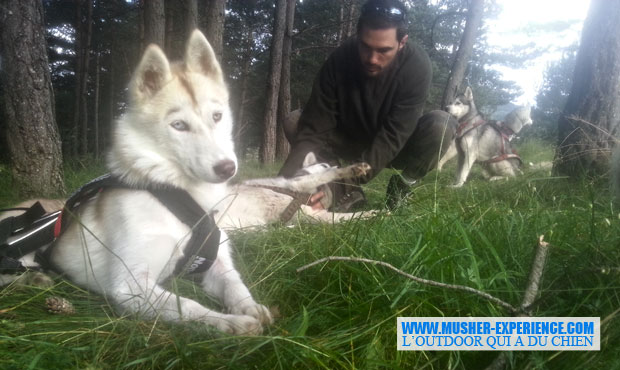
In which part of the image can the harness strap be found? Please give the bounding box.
[248,185,312,223]
[147,186,220,276]
[1,174,221,277]
[456,116,486,138]
[482,122,522,165]
[1,203,59,272]
[0,202,47,241]
[483,153,522,165]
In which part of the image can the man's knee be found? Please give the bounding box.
[284,109,302,144]
[418,110,456,141]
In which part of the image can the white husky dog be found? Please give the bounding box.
[51,31,272,335]
[1,30,373,335]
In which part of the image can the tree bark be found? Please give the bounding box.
[79,0,93,156]
[440,0,484,109]
[184,0,198,36]
[234,26,254,156]
[94,52,100,159]
[72,0,83,157]
[144,0,166,47]
[260,0,288,164]
[276,0,296,160]
[554,0,620,177]
[0,0,65,196]
[204,0,226,61]
[165,0,175,55]
[338,0,356,43]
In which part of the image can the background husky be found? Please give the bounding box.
[437,87,532,187]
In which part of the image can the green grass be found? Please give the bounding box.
[1,139,619,369]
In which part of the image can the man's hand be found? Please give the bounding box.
[308,190,326,210]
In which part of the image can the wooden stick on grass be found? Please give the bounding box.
[297,235,552,370]
[297,256,519,313]
[485,235,551,370]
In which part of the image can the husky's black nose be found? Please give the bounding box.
[213,159,236,180]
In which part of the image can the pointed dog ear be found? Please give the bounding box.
[464,86,473,100]
[302,152,318,167]
[129,44,172,104]
[185,29,224,85]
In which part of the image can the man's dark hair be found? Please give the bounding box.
[357,0,408,42]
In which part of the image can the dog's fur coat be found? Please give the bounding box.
[1,31,375,335]
[438,87,532,187]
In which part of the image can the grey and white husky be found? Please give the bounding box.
[0,30,372,335]
[437,87,533,187]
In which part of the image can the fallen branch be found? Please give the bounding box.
[298,235,552,370]
[520,236,550,311]
[485,235,551,370]
[297,256,518,313]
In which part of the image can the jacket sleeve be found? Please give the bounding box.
[359,53,432,181]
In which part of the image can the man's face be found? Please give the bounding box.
[357,27,408,77]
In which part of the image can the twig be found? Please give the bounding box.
[566,115,620,143]
[520,235,550,313]
[484,235,551,370]
[297,256,518,313]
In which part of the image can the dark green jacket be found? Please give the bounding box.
[294,37,432,182]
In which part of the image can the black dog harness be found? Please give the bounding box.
[0,174,220,277]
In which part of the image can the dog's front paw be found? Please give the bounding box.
[216,314,263,336]
[448,183,464,188]
[350,162,371,177]
[232,302,273,325]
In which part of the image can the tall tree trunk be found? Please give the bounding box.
[338,0,346,43]
[184,0,198,35]
[0,0,65,196]
[106,50,116,155]
[204,0,226,61]
[79,0,93,156]
[276,0,296,160]
[144,0,166,47]
[72,0,83,157]
[554,0,620,177]
[165,0,175,55]
[338,0,356,43]
[234,26,254,156]
[345,1,356,39]
[260,0,287,164]
[440,0,484,109]
[94,52,100,159]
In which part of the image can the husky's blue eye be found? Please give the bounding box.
[212,112,222,123]
[170,120,189,131]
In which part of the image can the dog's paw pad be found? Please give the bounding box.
[351,162,371,177]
